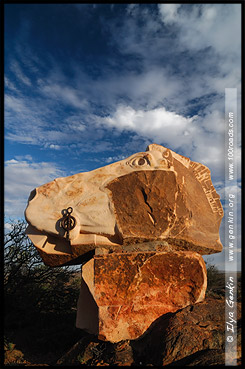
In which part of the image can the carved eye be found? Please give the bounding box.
[135,157,147,166]
[162,149,173,165]
[127,155,150,168]
[163,149,170,158]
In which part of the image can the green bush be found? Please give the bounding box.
[205,261,225,299]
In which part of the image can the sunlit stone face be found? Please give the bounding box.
[25,144,223,266]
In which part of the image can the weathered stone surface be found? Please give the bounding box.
[56,334,132,366]
[25,144,223,266]
[131,296,242,366]
[76,251,207,342]
[161,297,226,366]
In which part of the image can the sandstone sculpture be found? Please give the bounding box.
[25,143,223,342]
[25,143,223,266]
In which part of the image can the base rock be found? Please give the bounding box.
[57,297,241,366]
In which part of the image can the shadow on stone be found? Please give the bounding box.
[76,278,99,335]
[130,311,175,366]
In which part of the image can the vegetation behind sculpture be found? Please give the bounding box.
[4,219,83,365]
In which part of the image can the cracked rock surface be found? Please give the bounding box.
[76,251,207,342]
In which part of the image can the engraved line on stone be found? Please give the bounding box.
[115,305,122,321]
[190,162,223,215]
[148,212,155,225]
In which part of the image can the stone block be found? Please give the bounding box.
[76,251,207,342]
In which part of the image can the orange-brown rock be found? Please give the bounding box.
[25,144,223,266]
[76,251,207,342]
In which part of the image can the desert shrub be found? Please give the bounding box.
[4,220,80,317]
[4,220,83,363]
[207,263,220,287]
[205,261,225,298]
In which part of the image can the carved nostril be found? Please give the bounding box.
[28,189,37,202]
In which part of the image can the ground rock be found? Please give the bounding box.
[131,296,242,366]
[56,335,131,366]
[168,349,226,366]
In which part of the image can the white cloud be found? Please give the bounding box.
[218,184,241,206]
[5,92,51,134]
[158,4,241,55]
[111,4,241,104]
[97,104,225,173]
[4,223,12,231]
[49,144,61,150]
[158,4,241,100]
[126,4,139,15]
[99,105,197,150]
[104,154,127,163]
[4,159,65,219]
[5,89,81,147]
[158,4,181,24]
[15,44,42,74]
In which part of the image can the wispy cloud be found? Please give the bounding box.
[4,76,20,93]
[10,60,32,86]
[39,81,89,110]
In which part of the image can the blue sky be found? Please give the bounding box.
[4,4,241,269]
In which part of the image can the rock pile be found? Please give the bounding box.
[56,297,242,366]
[25,144,223,342]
